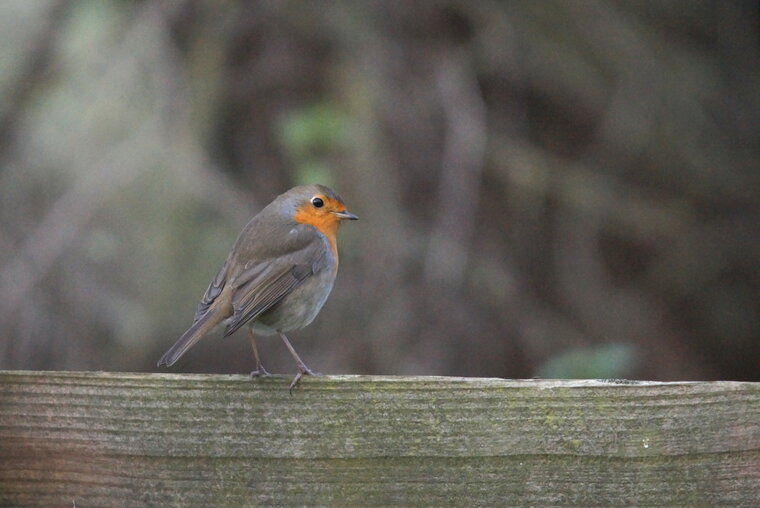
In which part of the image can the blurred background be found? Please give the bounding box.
[0,0,757,381]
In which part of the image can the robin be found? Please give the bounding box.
[157,184,358,390]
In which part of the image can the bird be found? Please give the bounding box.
[157,184,358,391]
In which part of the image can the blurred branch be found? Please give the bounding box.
[0,122,161,329]
[423,50,487,290]
[0,0,69,163]
[150,3,256,223]
[0,0,172,329]
[491,138,694,239]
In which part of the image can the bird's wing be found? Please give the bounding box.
[223,225,329,336]
[192,259,229,324]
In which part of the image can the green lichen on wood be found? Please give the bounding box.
[0,371,758,506]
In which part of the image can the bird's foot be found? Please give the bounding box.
[249,364,271,378]
[299,364,321,377]
[288,363,322,394]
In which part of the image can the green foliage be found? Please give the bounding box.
[538,344,637,380]
[277,102,348,186]
[279,103,347,156]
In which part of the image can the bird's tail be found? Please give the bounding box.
[157,308,224,367]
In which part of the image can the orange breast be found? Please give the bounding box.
[293,206,340,258]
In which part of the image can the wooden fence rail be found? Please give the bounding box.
[0,371,758,506]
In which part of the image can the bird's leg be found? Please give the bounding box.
[278,331,319,393]
[248,329,270,378]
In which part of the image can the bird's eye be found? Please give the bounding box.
[311,197,324,208]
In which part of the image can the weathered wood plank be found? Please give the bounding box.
[0,371,758,506]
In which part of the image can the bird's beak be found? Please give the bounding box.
[334,210,359,221]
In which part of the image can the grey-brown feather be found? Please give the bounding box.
[224,263,313,336]
[192,262,228,324]
[223,222,332,335]
[159,184,343,367]
[191,216,333,339]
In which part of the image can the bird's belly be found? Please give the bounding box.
[253,266,336,335]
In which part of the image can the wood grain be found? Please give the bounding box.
[1,371,758,506]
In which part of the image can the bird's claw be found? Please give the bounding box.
[288,364,322,394]
[288,372,304,394]
[250,366,271,378]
